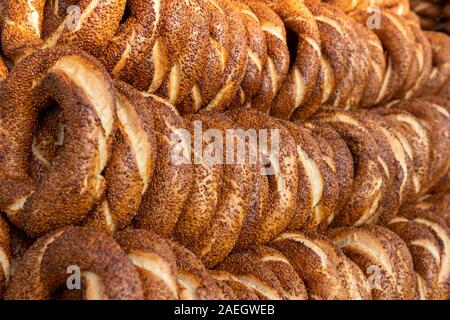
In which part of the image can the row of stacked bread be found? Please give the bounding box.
[1,0,450,115]
[1,189,449,300]
[0,0,449,300]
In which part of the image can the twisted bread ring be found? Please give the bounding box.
[167,240,224,300]
[229,1,267,109]
[84,81,157,233]
[420,31,450,96]
[198,0,248,113]
[260,0,322,120]
[375,107,431,196]
[354,111,413,224]
[403,13,433,99]
[315,111,385,227]
[271,231,372,300]
[0,216,10,298]
[30,80,157,234]
[175,113,256,268]
[351,10,414,104]
[2,0,125,63]
[97,0,164,85]
[227,109,299,246]
[320,4,371,110]
[0,47,116,238]
[240,0,290,113]
[176,0,234,113]
[330,225,418,300]
[134,94,193,238]
[114,229,179,300]
[387,98,450,191]
[286,121,339,230]
[147,0,210,106]
[209,270,260,299]
[389,203,450,299]
[306,121,355,214]
[216,246,308,300]
[5,227,144,300]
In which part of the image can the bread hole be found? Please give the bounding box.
[285,26,298,69]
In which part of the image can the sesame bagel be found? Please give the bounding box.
[30,80,157,234]
[0,47,116,238]
[216,246,308,300]
[198,0,249,113]
[351,10,414,104]
[306,121,355,213]
[5,227,144,300]
[388,98,450,191]
[134,94,193,238]
[354,110,413,224]
[167,240,224,300]
[229,1,268,109]
[177,113,256,268]
[209,270,260,300]
[260,0,322,120]
[286,120,339,230]
[176,0,234,113]
[0,216,10,298]
[114,229,179,300]
[330,225,418,300]
[2,0,126,63]
[84,81,157,233]
[389,203,450,299]
[420,31,450,96]
[227,109,299,246]
[98,0,164,85]
[240,0,290,113]
[315,111,385,227]
[375,107,432,197]
[271,231,371,300]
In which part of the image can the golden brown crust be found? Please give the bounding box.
[376,107,432,198]
[5,227,144,300]
[134,94,193,238]
[271,231,365,300]
[197,0,248,113]
[0,216,10,298]
[0,47,116,238]
[3,0,126,63]
[420,31,450,95]
[209,270,260,300]
[241,0,290,113]
[306,121,355,213]
[228,109,299,246]
[178,113,256,267]
[315,111,385,227]
[389,202,450,299]
[330,225,418,300]
[114,229,179,300]
[84,81,157,233]
[216,246,308,300]
[261,0,322,120]
[351,10,414,104]
[167,240,224,300]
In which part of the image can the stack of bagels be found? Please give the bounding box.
[0,0,449,300]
